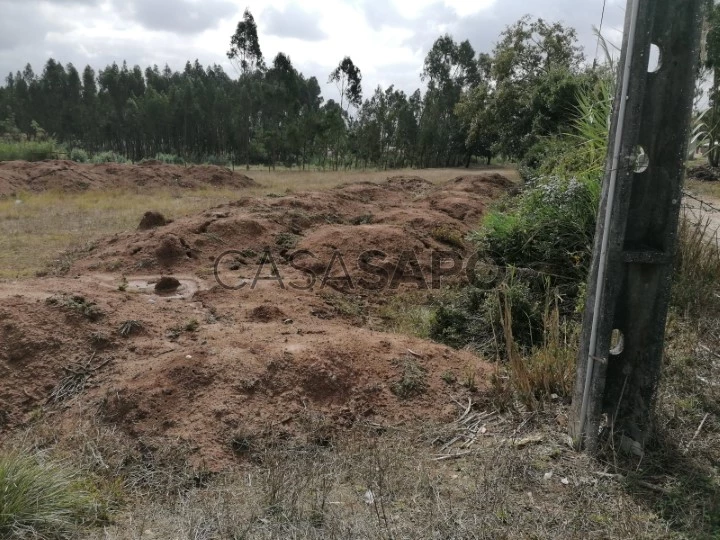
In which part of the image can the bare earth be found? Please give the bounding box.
[0,160,257,197]
[0,164,516,469]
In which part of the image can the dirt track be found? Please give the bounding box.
[0,168,515,468]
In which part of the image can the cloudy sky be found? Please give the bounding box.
[0,0,627,101]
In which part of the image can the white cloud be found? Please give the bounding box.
[263,3,327,42]
[0,0,626,103]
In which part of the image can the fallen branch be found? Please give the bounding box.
[684,412,710,454]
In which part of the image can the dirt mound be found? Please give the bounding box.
[297,224,429,286]
[0,169,517,469]
[138,211,170,231]
[386,175,435,192]
[0,160,257,196]
[67,173,516,277]
[448,173,518,196]
[0,278,488,468]
[0,296,103,429]
[687,164,720,182]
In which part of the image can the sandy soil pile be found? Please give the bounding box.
[0,160,257,196]
[0,171,515,468]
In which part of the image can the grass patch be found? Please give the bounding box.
[493,288,577,410]
[0,140,56,162]
[686,177,720,200]
[375,291,438,339]
[46,294,104,321]
[431,225,466,250]
[672,213,720,318]
[0,452,99,538]
[66,422,691,539]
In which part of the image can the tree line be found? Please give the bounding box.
[0,11,604,169]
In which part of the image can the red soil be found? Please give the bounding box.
[0,170,514,469]
[0,160,257,197]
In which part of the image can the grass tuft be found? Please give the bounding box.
[0,452,98,538]
[391,357,428,399]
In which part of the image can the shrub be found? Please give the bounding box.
[69,148,89,163]
[46,294,104,321]
[431,225,466,250]
[89,151,129,164]
[391,358,428,399]
[0,452,98,537]
[475,176,600,285]
[431,74,608,382]
[430,269,544,354]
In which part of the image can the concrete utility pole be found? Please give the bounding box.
[570,0,704,453]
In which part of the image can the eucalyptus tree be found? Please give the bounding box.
[329,57,363,113]
[489,16,585,159]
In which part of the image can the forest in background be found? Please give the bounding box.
[0,10,605,169]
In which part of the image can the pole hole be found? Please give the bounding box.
[610,329,625,356]
[648,44,661,73]
[633,146,650,173]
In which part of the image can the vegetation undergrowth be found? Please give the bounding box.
[0,140,56,162]
[673,214,720,318]
[0,452,101,538]
[429,74,611,404]
[430,59,719,412]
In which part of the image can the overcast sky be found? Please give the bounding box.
[0,0,627,101]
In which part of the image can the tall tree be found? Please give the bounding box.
[227,9,264,75]
[329,57,363,112]
[489,16,585,159]
[418,36,481,167]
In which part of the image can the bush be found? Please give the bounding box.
[430,269,544,354]
[89,151,129,164]
[430,75,608,368]
[0,140,56,162]
[69,148,89,163]
[0,452,98,537]
[475,176,600,285]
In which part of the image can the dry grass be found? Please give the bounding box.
[496,290,577,412]
[686,178,720,201]
[2,301,717,539]
[672,212,720,318]
[0,166,516,279]
[0,188,237,278]
[5,406,698,540]
[2,163,716,537]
